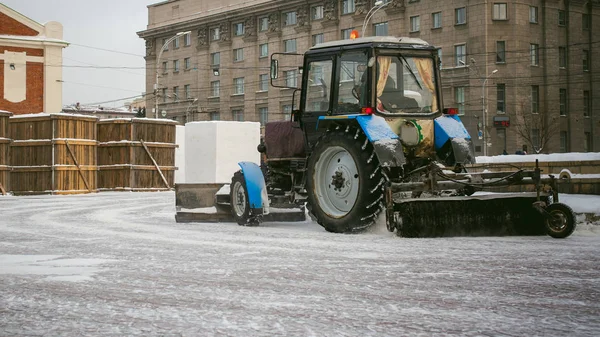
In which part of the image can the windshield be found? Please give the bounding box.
[376,55,438,114]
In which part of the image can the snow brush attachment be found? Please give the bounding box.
[384,160,576,238]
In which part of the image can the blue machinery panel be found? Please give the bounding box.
[433,114,471,150]
[317,114,398,142]
[237,162,268,211]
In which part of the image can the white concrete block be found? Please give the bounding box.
[185,121,261,184]
[175,125,186,184]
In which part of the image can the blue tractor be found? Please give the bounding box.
[228,36,575,239]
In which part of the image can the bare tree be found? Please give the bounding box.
[511,99,560,154]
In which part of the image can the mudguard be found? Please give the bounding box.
[237,162,270,214]
[317,114,406,167]
[434,114,475,164]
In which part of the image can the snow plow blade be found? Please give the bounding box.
[389,193,550,237]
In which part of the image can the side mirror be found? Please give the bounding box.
[270,59,279,79]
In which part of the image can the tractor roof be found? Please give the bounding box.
[309,36,433,51]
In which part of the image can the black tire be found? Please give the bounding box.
[545,202,576,239]
[230,171,259,226]
[306,126,385,233]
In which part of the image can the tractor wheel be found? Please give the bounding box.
[230,171,259,226]
[306,126,385,233]
[544,203,576,238]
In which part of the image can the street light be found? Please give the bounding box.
[154,31,191,118]
[482,69,499,157]
[185,98,198,123]
[361,0,389,37]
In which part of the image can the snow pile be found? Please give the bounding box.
[476,152,600,164]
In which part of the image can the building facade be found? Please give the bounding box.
[138,0,599,155]
[0,4,68,114]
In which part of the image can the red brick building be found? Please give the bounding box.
[0,4,68,114]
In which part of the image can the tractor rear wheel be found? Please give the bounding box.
[306,126,385,233]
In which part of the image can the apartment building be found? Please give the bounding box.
[137,0,599,154]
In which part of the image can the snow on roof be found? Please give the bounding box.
[0,34,68,45]
[476,152,600,163]
[311,36,430,50]
[10,112,98,120]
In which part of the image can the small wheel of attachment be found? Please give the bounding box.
[544,203,576,239]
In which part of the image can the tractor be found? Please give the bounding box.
[224,35,575,238]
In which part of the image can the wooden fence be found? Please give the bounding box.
[0,111,11,194]
[97,118,177,191]
[9,113,98,195]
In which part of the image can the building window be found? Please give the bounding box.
[259,74,269,91]
[492,3,507,20]
[312,5,324,20]
[259,43,268,58]
[211,81,220,97]
[173,36,180,49]
[162,61,168,73]
[233,48,244,62]
[559,88,567,116]
[282,104,292,120]
[211,27,220,41]
[259,17,269,31]
[583,50,589,71]
[210,112,220,120]
[583,14,590,30]
[455,7,467,25]
[558,10,566,26]
[410,16,420,32]
[259,107,268,126]
[233,22,244,36]
[532,129,540,150]
[583,90,590,117]
[284,11,297,25]
[342,0,355,14]
[232,109,244,121]
[584,132,591,152]
[531,85,539,113]
[374,22,388,36]
[432,12,442,29]
[529,6,538,23]
[560,131,568,152]
[162,88,167,103]
[184,32,191,46]
[173,59,180,72]
[173,86,179,101]
[530,44,539,66]
[559,47,567,68]
[284,70,298,87]
[455,44,466,66]
[211,52,220,66]
[233,77,245,95]
[438,49,443,69]
[497,84,506,113]
[341,28,354,40]
[284,39,297,53]
[312,33,324,46]
[162,38,169,51]
[496,41,506,63]
[184,84,191,99]
[184,57,191,70]
[455,87,465,115]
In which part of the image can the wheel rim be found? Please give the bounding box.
[313,145,360,218]
[232,181,247,217]
[547,210,567,232]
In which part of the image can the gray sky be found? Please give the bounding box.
[2,0,155,108]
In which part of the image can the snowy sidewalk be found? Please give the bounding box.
[0,192,599,336]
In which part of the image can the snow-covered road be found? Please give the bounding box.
[1,192,599,336]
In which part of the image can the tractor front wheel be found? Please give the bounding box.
[230,171,259,226]
[306,127,385,233]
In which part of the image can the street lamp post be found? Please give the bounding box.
[482,69,498,157]
[361,0,389,36]
[154,31,191,119]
